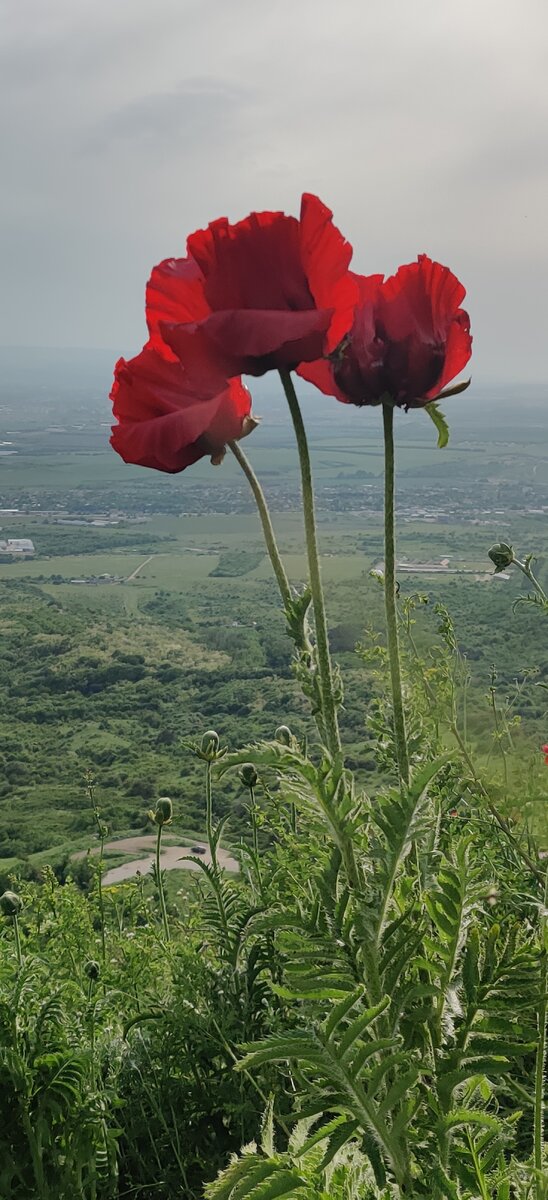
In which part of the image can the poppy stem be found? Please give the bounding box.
[534,866,547,1196]
[279,369,342,760]
[382,403,410,786]
[155,822,170,943]
[514,556,548,603]
[228,440,293,612]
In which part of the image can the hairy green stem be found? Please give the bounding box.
[488,677,509,787]
[97,829,106,964]
[514,557,548,603]
[228,440,293,612]
[279,369,341,759]
[205,760,217,871]
[89,782,106,963]
[13,914,22,969]
[534,868,548,1193]
[382,404,410,786]
[155,823,170,942]
[248,783,263,893]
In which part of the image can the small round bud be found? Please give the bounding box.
[240,763,258,789]
[275,725,292,746]
[488,542,514,573]
[84,959,100,982]
[155,797,173,826]
[201,730,220,758]
[0,890,22,917]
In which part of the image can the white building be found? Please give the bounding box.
[0,538,35,556]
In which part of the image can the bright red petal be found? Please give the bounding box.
[187,210,312,311]
[297,358,350,404]
[110,348,250,473]
[425,309,472,399]
[206,377,252,445]
[200,308,331,360]
[111,410,211,473]
[351,271,384,305]
[162,308,332,386]
[299,193,357,352]
[160,323,245,396]
[146,257,210,358]
[379,256,466,344]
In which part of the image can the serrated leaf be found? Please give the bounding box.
[424,402,450,448]
[236,1035,322,1072]
[379,1066,420,1117]
[324,987,365,1040]
[337,996,391,1057]
[441,1108,503,1133]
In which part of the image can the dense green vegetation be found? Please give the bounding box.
[1,625,546,1198]
[0,363,547,1197]
[2,553,547,877]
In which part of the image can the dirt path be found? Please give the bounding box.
[74,834,239,886]
[125,554,155,582]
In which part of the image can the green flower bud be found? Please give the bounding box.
[0,890,22,917]
[488,542,514,573]
[149,797,173,826]
[199,724,219,763]
[275,725,292,745]
[200,730,220,759]
[240,763,258,789]
[84,959,100,982]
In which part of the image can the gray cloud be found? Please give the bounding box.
[0,0,547,381]
[83,80,248,156]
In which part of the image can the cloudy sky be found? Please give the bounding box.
[1,0,547,382]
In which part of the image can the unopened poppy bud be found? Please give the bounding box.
[488,542,514,573]
[0,890,22,917]
[201,730,220,758]
[275,725,292,745]
[240,763,258,789]
[85,959,100,981]
[150,797,172,826]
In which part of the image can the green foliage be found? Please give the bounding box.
[210,549,265,576]
[1,381,548,1199]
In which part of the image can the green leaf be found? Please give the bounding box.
[273,979,354,1001]
[441,1109,503,1133]
[337,996,391,1057]
[424,402,450,448]
[324,987,366,1040]
[236,1034,322,1072]
[379,1066,420,1117]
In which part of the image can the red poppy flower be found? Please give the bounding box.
[542,744,548,765]
[145,193,357,396]
[299,256,472,409]
[110,345,253,473]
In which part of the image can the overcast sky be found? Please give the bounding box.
[1,0,547,382]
